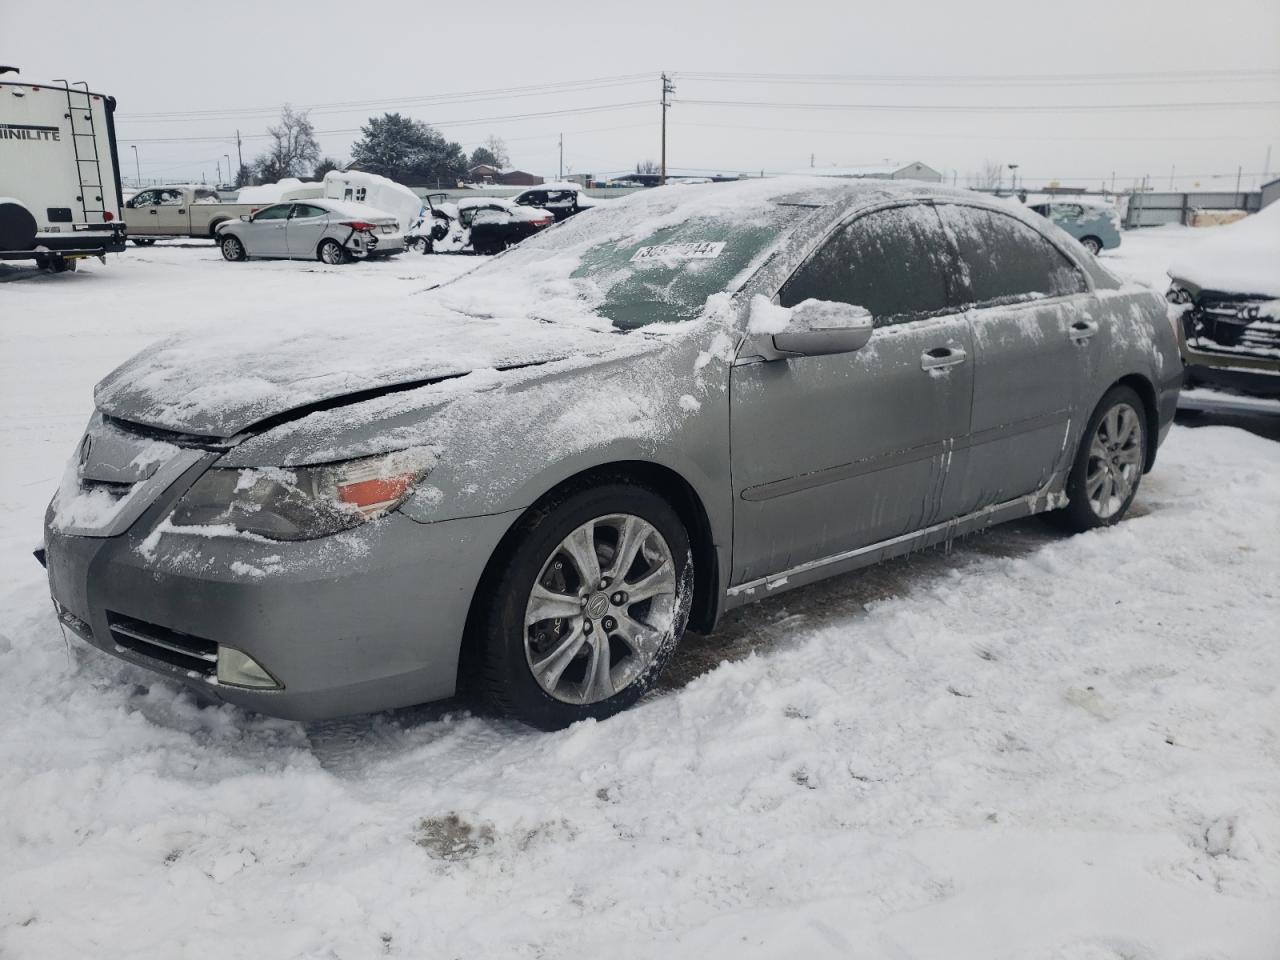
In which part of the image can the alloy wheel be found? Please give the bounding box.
[319,240,344,265]
[523,513,678,705]
[1085,402,1144,519]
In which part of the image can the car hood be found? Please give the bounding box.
[94,293,631,439]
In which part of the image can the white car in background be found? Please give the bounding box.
[216,198,404,264]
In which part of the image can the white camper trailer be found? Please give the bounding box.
[0,67,126,271]
[322,170,422,232]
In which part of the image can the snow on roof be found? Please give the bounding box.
[1168,203,1280,297]
[235,178,323,204]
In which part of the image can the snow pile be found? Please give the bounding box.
[1168,202,1280,297]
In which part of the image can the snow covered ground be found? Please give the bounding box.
[2,233,1278,959]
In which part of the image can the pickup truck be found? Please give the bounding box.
[123,185,259,244]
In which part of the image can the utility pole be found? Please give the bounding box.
[810,152,815,168]
[235,129,244,177]
[1235,164,1243,197]
[216,160,222,185]
[558,133,563,180]
[660,72,674,186]
[131,144,140,186]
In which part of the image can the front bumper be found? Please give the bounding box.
[44,497,519,721]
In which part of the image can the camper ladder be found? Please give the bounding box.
[56,80,106,222]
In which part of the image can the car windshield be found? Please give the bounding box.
[460,183,814,329]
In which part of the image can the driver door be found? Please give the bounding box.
[126,190,161,236]
[729,202,974,586]
[246,203,292,257]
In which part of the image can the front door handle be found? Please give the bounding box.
[1069,319,1099,342]
[149,210,157,215]
[921,345,967,371]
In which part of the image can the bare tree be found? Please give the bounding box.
[967,158,1004,190]
[482,135,510,169]
[253,104,321,182]
[636,159,659,175]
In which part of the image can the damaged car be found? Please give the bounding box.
[1166,203,1280,398]
[41,178,1181,730]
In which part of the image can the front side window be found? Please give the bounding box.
[253,204,292,221]
[128,190,158,207]
[778,203,952,326]
[937,204,1087,307]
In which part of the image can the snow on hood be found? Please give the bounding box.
[91,177,907,440]
[1168,203,1280,297]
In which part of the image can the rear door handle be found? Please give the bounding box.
[921,345,967,371]
[1069,320,1099,342]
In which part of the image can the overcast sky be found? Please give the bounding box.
[4,0,1278,190]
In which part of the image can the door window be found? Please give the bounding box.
[127,190,159,207]
[778,203,952,327]
[290,204,328,219]
[253,204,293,221]
[158,189,184,205]
[938,204,1087,307]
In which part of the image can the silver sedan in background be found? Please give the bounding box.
[216,198,404,264]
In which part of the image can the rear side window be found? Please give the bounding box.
[291,204,328,218]
[778,203,952,326]
[938,204,1087,307]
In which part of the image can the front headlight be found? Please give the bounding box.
[171,449,432,541]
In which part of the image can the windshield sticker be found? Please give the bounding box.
[631,241,726,263]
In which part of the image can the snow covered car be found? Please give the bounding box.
[466,199,554,254]
[41,178,1180,730]
[1167,204,1280,397]
[511,181,596,222]
[215,198,404,264]
[1026,199,1122,255]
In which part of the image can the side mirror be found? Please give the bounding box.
[765,299,874,359]
[239,214,251,222]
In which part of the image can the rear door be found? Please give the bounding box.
[286,203,331,259]
[934,203,1095,513]
[729,202,974,585]
[245,203,292,257]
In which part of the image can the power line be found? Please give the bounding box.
[677,97,1280,113]
[119,74,654,122]
[125,102,653,143]
[676,68,1280,87]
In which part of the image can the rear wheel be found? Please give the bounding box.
[475,483,693,730]
[220,235,246,261]
[130,238,157,247]
[1050,385,1147,532]
[317,238,347,265]
[1080,236,1103,255]
[411,237,431,255]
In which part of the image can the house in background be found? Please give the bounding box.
[796,162,944,183]
[466,163,502,183]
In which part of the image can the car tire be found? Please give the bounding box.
[411,237,431,255]
[474,482,693,730]
[1080,236,1103,255]
[317,238,347,265]
[220,235,246,262]
[130,238,157,247]
[1048,385,1147,533]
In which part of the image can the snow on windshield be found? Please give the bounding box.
[446,179,814,328]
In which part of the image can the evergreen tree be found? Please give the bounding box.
[350,113,467,185]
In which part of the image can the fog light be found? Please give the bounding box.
[216,646,280,689]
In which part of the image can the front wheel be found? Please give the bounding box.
[475,484,693,730]
[317,238,347,265]
[1050,385,1147,532]
[1080,236,1103,255]
[220,235,246,261]
[131,238,157,247]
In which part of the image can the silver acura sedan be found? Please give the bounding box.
[216,198,404,264]
[42,178,1181,730]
